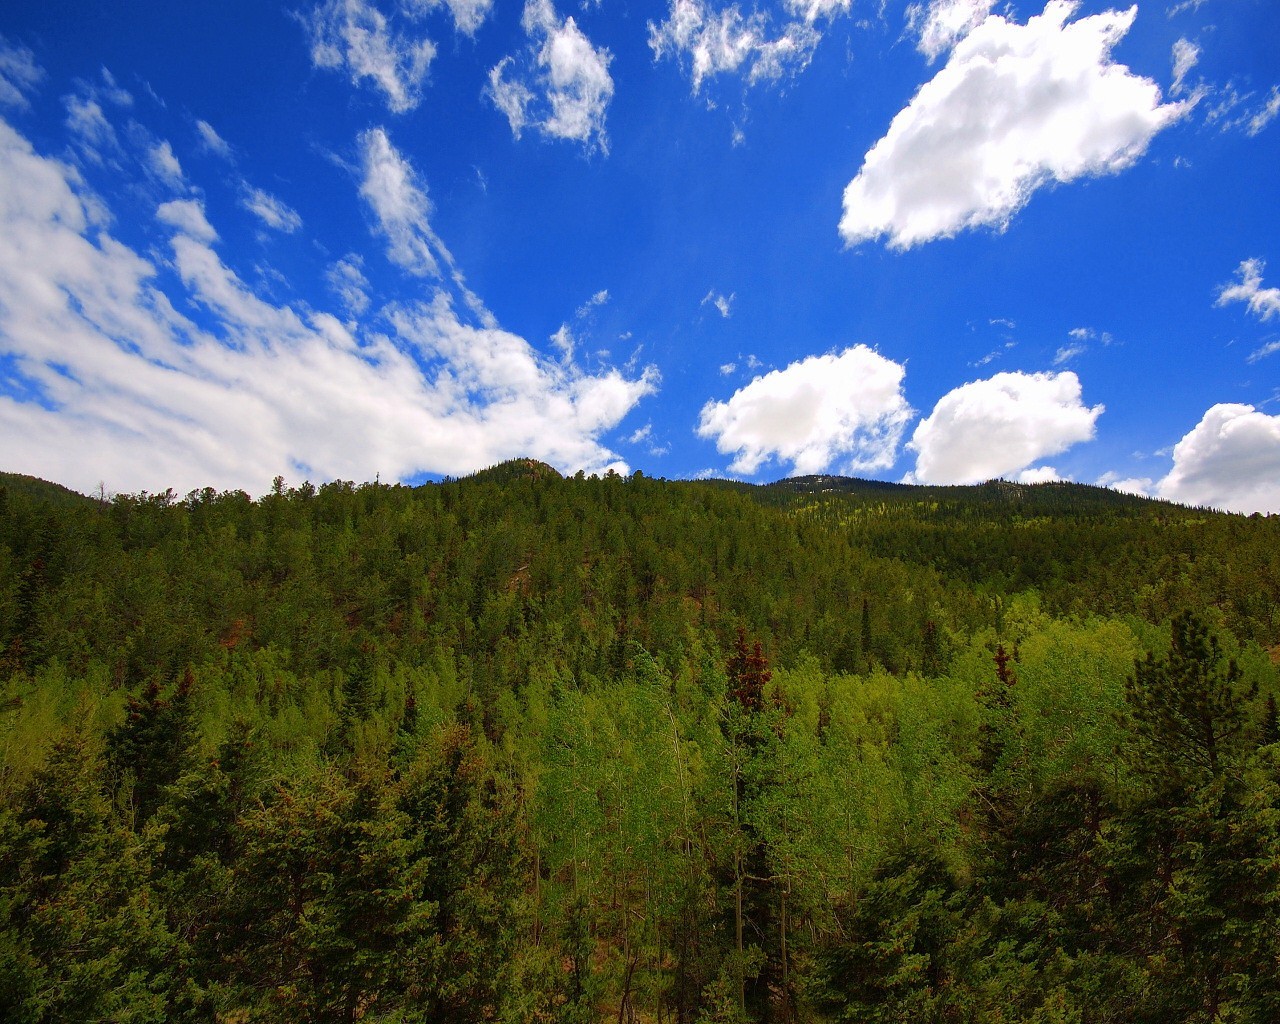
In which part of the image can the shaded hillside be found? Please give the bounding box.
[0,471,94,509]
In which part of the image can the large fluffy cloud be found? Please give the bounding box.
[488,0,614,152]
[908,370,1103,484]
[697,346,913,476]
[841,1,1190,249]
[1156,404,1280,514]
[0,114,654,494]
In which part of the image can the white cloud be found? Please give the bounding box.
[64,93,122,164]
[487,59,535,138]
[697,345,913,476]
[195,119,233,159]
[0,114,654,494]
[906,0,995,61]
[1204,81,1280,137]
[1216,258,1280,321]
[648,0,819,94]
[241,186,302,233]
[1156,404,1280,513]
[840,1,1190,249]
[305,0,436,113]
[907,370,1103,484]
[157,198,218,243]
[148,141,185,188]
[1053,343,1086,365]
[1248,340,1280,364]
[1016,465,1063,483]
[1170,37,1199,96]
[1247,85,1280,136]
[325,254,371,315]
[550,322,576,359]
[358,126,441,277]
[702,289,734,317]
[401,0,495,36]
[784,0,852,24]
[0,36,44,109]
[576,288,609,318]
[719,362,737,375]
[357,128,493,326]
[1096,470,1153,496]
[488,0,614,151]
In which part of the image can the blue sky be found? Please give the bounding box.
[1,0,1278,511]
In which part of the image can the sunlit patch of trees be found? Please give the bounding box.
[1,464,1278,1021]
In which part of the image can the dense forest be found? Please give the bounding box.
[1,460,1278,1022]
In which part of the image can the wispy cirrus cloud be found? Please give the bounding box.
[0,110,654,494]
[702,290,734,318]
[326,254,371,315]
[304,0,437,113]
[1170,37,1200,96]
[647,0,820,94]
[1217,258,1280,321]
[195,119,233,159]
[488,0,614,152]
[841,1,1190,250]
[906,0,994,61]
[0,36,44,108]
[241,185,302,233]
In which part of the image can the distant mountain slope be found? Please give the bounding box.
[462,458,564,485]
[761,474,1166,516]
[0,472,93,508]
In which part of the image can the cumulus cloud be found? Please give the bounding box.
[488,0,614,151]
[0,114,654,494]
[1156,404,1280,513]
[840,1,1190,250]
[648,0,819,94]
[907,370,1103,484]
[1096,470,1153,497]
[0,36,44,108]
[697,345,913,476]
[1016,465,1063,483]
[241,185,302,233]
[1216,258,1280,321]
[305,0,436,113]
[906,0,994,61]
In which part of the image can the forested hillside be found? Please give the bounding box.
[1,463,1278,1022]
